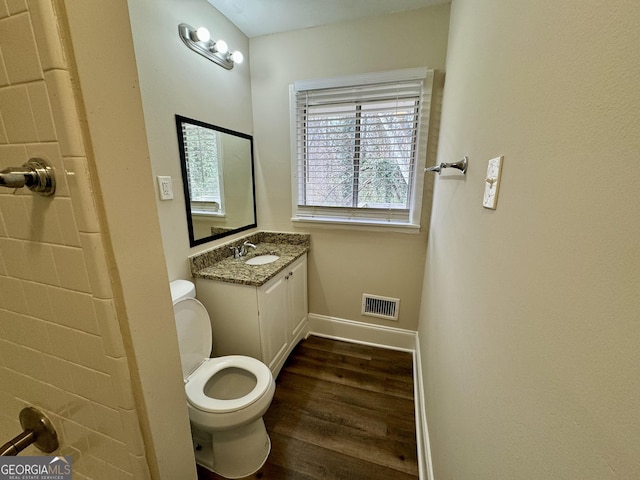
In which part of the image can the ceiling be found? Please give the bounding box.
[207,0,450,38]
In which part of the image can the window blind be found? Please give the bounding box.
[291,68,432,225]
[182,123,223,213]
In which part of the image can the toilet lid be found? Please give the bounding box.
[185,356,273,413]
[174,298,212,379]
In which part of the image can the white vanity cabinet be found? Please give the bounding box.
[195,254,308,377]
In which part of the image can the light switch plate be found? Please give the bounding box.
[483,156,503,209]
[157,176,174,200]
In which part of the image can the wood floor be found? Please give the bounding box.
[197,335,418,480]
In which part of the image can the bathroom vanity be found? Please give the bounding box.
[190,232,310,377]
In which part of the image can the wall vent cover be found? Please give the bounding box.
[361,294,400,321]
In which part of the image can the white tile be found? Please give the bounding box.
[51,244,91,292]
[0,364,24,397]
[61,418,90,452]
[85,430,131,473]
[73,331,109,373]
[28,0,66,71]
[22,281,55,321]
[0,12,43,83]
[0,85,38,142]
[0,276,28,313]
[62,157,100,233]
[70,363,116,407]
[27,81,56,142]
[0,237,28,279]
[54,197,81,246]
[5,0,26,15]
[24,240,60,286]
[65,392,96,430]
[0,340,46,379]
[41,353,75,392]
[20,375,68,414]
[0,143,28,168]
[0,309,51,352]
[0,246,5,275]
[23,195,64,245]
[0,48,9,87]
[45,322,80,363]
[47,286,99,334]
[44,70,85,157]
[79,233,113,299]
[0,196,31,240]
[91,402,125,442]
[0,386,24,415]
[21,280,55,321]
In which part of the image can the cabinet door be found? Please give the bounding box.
[257,274,289,371]
[288,256,308,340]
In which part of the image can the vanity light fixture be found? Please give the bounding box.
[178,23,243,70]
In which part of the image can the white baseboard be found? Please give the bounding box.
[307,313,417,352]
[413,333,435,480]
[306,313,434,479]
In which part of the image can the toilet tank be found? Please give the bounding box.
[170,279,196,304]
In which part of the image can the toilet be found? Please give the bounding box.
[170,280,276,479]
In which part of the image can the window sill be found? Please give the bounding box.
[192,211,226,218]
[291,216,421,234]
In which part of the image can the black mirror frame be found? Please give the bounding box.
[175,114,257,247]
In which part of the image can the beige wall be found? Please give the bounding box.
[419,0,640,478]
[128,0,255,281]
[0,1,197,479]
[250,5,450,330]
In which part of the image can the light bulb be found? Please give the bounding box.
[231,50,244,64]
[195,27,210,42]
[214,40,228,54]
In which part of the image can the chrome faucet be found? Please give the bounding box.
[241,241,257,256]
[230,241,257,259]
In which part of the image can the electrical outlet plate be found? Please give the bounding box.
[157,176,173,200]
[483,156,503,209]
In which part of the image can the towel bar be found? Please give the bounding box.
[0,158,56,196]
[0,407,58,456]
[425,156,468,175]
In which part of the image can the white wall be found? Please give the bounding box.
[128,0,254,280]
[419,0,640,478]
[250,5,450,330]
[63,1,198,478]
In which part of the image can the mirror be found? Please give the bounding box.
[175,115,257,246]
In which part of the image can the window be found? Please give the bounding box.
[182,122,225,215]
[290,68,433,228]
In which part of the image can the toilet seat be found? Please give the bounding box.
[186,356,272,414]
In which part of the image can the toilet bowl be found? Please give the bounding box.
[171,280,275,479]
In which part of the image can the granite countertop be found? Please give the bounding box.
[189,232,310,287]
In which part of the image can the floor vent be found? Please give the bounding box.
[361,294,400,321]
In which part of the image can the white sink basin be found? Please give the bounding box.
[245,254,280,266]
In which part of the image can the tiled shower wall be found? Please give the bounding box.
[0,2,150,479]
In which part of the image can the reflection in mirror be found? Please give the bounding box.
[175,115,257,246]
